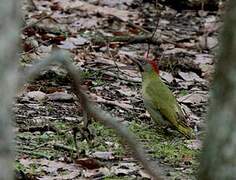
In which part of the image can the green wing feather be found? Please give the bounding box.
[142,71,193,138]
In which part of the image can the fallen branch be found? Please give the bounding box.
[90,33,186,50]
[18,124,58,133]
[53,143,77,153]
[86,67,142,83]
[16,149,51,159]
[19,50,162,180]
[91,34,162,46]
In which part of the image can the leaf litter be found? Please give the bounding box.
[16,0,222,179]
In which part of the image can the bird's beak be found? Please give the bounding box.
[129,56,144,72]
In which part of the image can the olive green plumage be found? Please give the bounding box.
[140,61,194,139]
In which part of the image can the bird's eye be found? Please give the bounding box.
[139,59,147,66]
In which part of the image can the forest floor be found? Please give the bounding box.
[15,0,220,179]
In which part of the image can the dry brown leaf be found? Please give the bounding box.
[111,162,138,176]
[178,71,205,82]
[91,151,114,160]
[160,71,174,83]
[26,91,47,101]
[47,92,74,102]
[75,158,102,169]
[178,92,208,105]
[19,158,82,180]
[56,0,138,21]
[185,139,202,150]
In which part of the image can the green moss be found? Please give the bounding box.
[37,133,50,143]
[17,118,198,174]
[90,122,125,155]
[80,70,105,86]
[83,120,198,168]
[80,70,95,79]
[94,78,105,86]
[53,120,67,130]
[129,121,199,166]
[179,89,188,96]
[28,162,41,174]
[15,161,27,172]
[46,104,54,113]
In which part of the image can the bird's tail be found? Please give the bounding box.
[176,123,194,139]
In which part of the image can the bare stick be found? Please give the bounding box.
[19,50,162,180]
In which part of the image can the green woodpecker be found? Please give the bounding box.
[131,56,194,139]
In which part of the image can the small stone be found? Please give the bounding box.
[26,91,46,101]
[47,92,74,102]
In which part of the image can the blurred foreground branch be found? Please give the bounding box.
[19,51,162,180]
[199,0,236,179]
[0,0,21,179]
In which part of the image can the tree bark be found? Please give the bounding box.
[199,0,236,179]
[0,0,20,179]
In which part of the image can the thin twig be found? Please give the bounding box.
[146,1,160,57]
[147,16,160,57]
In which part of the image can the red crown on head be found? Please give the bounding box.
[144,52,159,75]
[148,60,159,75]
